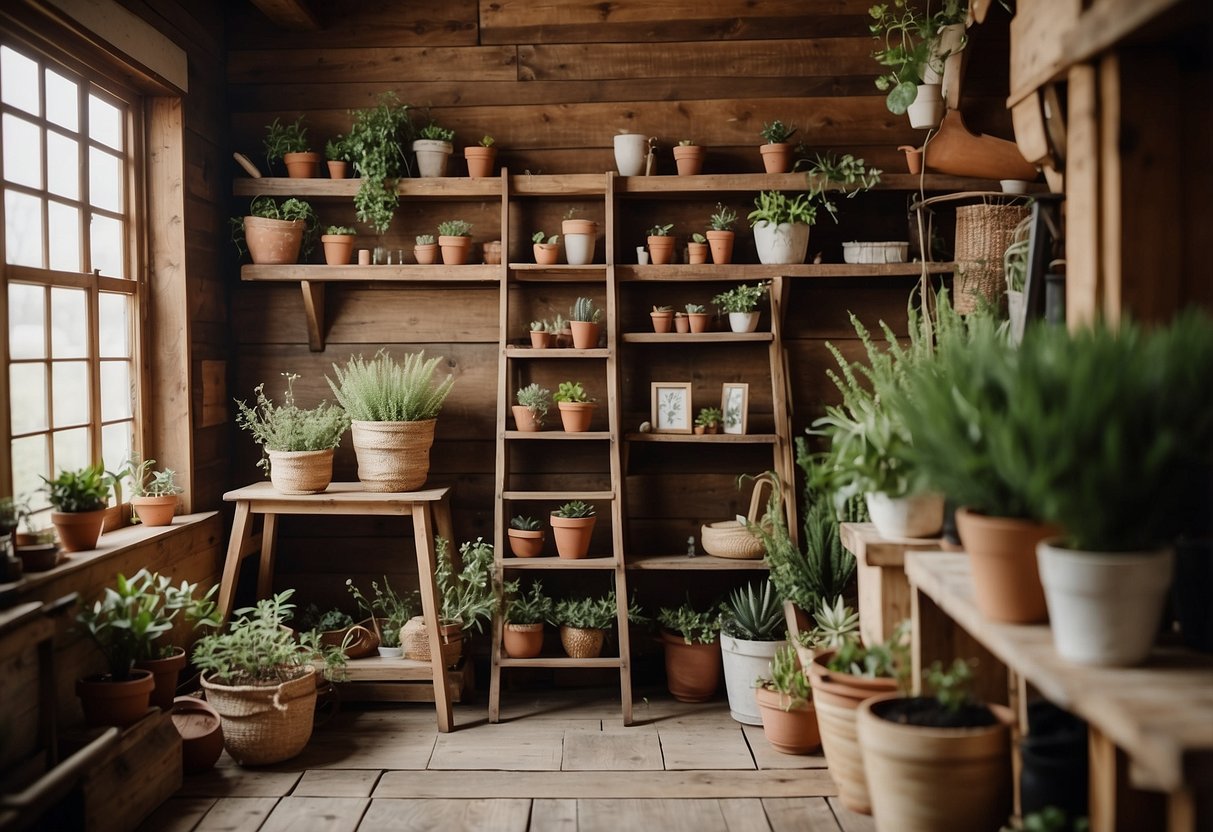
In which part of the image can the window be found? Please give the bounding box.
[1,40,142,520]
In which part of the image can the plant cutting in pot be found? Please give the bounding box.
[713,281,769,333]
[508,514,546,558]
[650,305,674,333]
[501,579,553,658]
[321,225,357,266]
[513,383,551,432]
[413,120,455,177]
[561,208,598,266]
[347,575,417,658]
[796,594,862,670]
[858,659,1012,832]
[553,381,596,433]
[437,219,472,265]
[687,233,709,265]
[759,120,797,174]
[754,643,820,754]
[532,230,560,265]
[720,581,787,724]
[747,191,815,265]
[550,591,619,658]
[568,296,603,350]
[706,203,739,265]
[327,350,454,492]
[264,115,319,178]
[324,134,352,179]
[684,302,711,334]
[346,92,414,233]
[694,406,722,435]
[125,457,183,527]
[236,372,350,495]
[647,223,676,265]
[465,134,497,178]
[657,600,722,703]
[233,195,318,265]
[414,233,438,265]
[41,464,110,553]
[193,589,346,766]
[550,500,597,559]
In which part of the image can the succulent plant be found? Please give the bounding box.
[808,595,860,649]
[721,581,785,641]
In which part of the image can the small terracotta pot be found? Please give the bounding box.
[268,448,334,495]
[557,401,596,433]
[438,235,471,265]
[693,425,706,435]
[414,243,439,265]
[282,151,321,178]
[706,230,735,264]
[755,685,821,754]
[569,320,600,350]
[648,236,676,265]
[650,311,674,333]
[898,145,923,175]
[131,495,177,527]
[171,695,224,774]
[465,145,497,178]
[673,144,705,175]
[660,630,722,702]
[76,669,154,728]
[135,647,187,711]
[534,243,560,265]
[504,622,544,658]
[326,160,348,179]
[688,312,712,333]
[51,509,106,553]
[507,528,545,558]
[483,240,503,264]
[550,513,597,559]
[321,234,356,266]
[760,142,793,174]
[530,330,551,349]
[512,405,543,433]
[686,242,709,264]
[955,508,1058,624]
[560,625,605,658]
[674,313,690,333]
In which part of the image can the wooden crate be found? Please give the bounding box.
[75,710,182,832]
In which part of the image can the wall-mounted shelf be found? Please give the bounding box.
[503,430,612,441]
[233,176,503,199]
[622,332,773,343]
[502,347,609,359]
[624,432,779,444]
[614,172,1001,196]
[616,262,955,281]
[500,557,618,570]
[627,553,770,571]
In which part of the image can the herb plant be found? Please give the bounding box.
[713,281,769,313]
[42,464,110,513]
[327,349,455,422]
[126,457,183,498]
[324,135,351,162]
[695,407,722,429]
[756,644,811,709]
[235,373,350,474]
[747,190,817,227]
[515,383,552,422]
[263,116,310,170]
[720,582,786,641]
[232,196,319,260]
[417,121,454,142]
[345,92,414,233]
[551,593,621,630]
[657,600,720,645]
[435,537,496,633]
[553,381,591,404]
[346,575,416,648]
[760,120,797,144]
[325,225,356,236]
[502,579,553,625]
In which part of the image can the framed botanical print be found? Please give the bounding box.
[651,382,693,433]
[721,382,749,435]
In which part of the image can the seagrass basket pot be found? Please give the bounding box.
[560,625,606,658]
[400,616,463,667]
[700,474,775,559]
[350,419,436,492]
[952,203,1029,314]
[267,449,334,495]
[201,665,317,766]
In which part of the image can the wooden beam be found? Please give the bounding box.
[249,0,320,31]
[299,280,325,352]
[1065,64,1101,327]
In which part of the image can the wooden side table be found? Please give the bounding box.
[840,522,945,647]
[219,482,456,732]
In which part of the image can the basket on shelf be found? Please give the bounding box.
[401,616,463,667]
[700,474,777,560]
[953,203,1029,314]
[317,619,380,659]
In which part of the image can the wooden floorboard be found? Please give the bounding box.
[177,768,302,797]
[577,798,730,832]
[135,797,216,831]
[359,797,532,831]
[827,797,877,832]
[657,720,757,770]
[193,796,280,831]
[292,769,383,797]
[428,720,575,770]
[764,797,843,831]
[719,797,776,832]
[260,797,369,832]
[373,769,836,798]
[741,723,828,770]
[561,727,664,770]
[530,798,578,832]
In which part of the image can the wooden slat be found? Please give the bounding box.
[258,797,368,832]
[232,177,503,199]
[226,0,480,49]
[764,797,845,832]
[577,798,733,832]
[719,798,778,832]
[504,348,609,359]
[193,797,280,832]
[560,728,664,771]
[229,45,517,84]
[530,798,578,832]
[627,554,770,571]
[373,769,838,798]
[658,721,758,771]
[839,523,944,569]
[626,433,778,444]
[740,724,828,772]
[500,557,618,570]
[248,0,319,30]
[498,657,623,668]
[358,798,531,831]
[428,721,568,771]
[241,265,501,283]
[504,430,613,440]
[1065,63,1101,326]
[623,333,773,343]
[617,263,955,281]
[291,770,383,798]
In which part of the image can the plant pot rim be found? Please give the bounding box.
[556,401,596,409]
[810,649,900,692]
[77,667,155,688]
[1037,536,1173,560]
[130,494,178,504]
[506,621,545,632]
[753,683,814,712]
[413,139,453,150]
[200,663,316,692]
[508,527,545,538]
[350,418,437,427]
[321,233,356,242]
[438,235,471,245]
[243,215,304,228]
[860,692,1014,737]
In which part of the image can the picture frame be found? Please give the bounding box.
[651,382,693,434]
[721,383,749,435]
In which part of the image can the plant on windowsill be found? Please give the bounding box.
[646,223,676,265]
[346,91,414,233]
[125,457,183,527]
[501,579,553,658]
[233,195,319,265]
[264,115,319,178]
[347,575,417,658]
[465,134,497,178]
[513,383,551,434]
[41,464,110,554]
[414,120,455,177]
[657,599,722,702]
[706,203,739,264]
[693,406,723,435]
[532,230,560,265]
[758,120,798,173]
[320,224,358,266]
[552,381,596,434]
[507,514,546,558]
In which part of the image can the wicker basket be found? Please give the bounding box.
[700,475,776,560]
[201,665,317,766]
[953,203,1029,314]
[350,419,437,492]
[400,616,463,667]
[560,625,605,658]
[317,619,380,659]
[267,449,334,495]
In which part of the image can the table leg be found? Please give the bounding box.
[256,513,280,601]
[218,501,253,620]
[412,502,454,732]
[432,494,454,547]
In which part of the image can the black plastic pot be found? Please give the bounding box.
[1019,701,1088,820]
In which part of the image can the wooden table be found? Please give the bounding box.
[220,482,456,732]
[840,522,945,647]
[907,551,1213,832]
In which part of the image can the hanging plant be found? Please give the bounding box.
[345,92,415,233]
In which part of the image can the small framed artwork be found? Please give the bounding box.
[721,383,749,435]
[651,382,693,434]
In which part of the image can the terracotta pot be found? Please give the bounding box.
[661,630,721,702]
[439,235,471,265]
[686,242,709,265]
[955,507,1058,624]
[755,685,821,754]
[16,543,58,572]
[647,236,676,265]
[550,512,597,559]
[349,419,437,492]
[130,495,178,527]
[201,666,317,766]
[504,622,544,658]
[858,694,1013,832]
[464,145,497,178]
[673,144,705,175]
[760,142,793,174]
[326,160,348,179]
[76,669,154,728]
[534,243,560,265]
[706,230,735,264]
[561,219,597,266]
[135,646,187,711]
[268,448,334,495]
[555,328,573,348]
[674,314,690,333]
[693,425,706,435]
[688,312,712,333]
[569,320,600,350]
[321,234,356,266]
[650,311,674,333]
[414,243,439,265]
[483,240,502,264]
[282,151,321,178]
[529,330,551,349]
[560,625,605,658]
[557,401,596,433]
[512,405,543,433]
[507,527,545,558]
[243,216,304,265]
[51,508,106,553]
[898,145,923,175]
[413,139,453,177]
[171,695,224,774]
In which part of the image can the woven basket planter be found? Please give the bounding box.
[201,665,317,766]
[953,204,1029,314]
[350,419,437,493]
[400,617,463,667]
[268,449,334,495]
[560,625,605,658]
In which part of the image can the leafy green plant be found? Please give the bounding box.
[647,223,674,237]
[300,605,355,633]
[569,296,603,324]
[324,135,351,162]
[346,576,416,648]
[551,592,622,630]
[417,121,454,142]
[125,457,183,498]
[755,644,811,709]
[232,196,319,260]
[760,120,797,144]
[826,620,909,683]
[695,407,722,429]
[1014,807,1090,832]
[325,225,357,236]
[502,579,553,625]
[713,281,769,313]
[327,349,455,422]
[691,233,707,244]
[515,383,551,422]
[437,219,472,237]
[747,190,817,227]
[869,1,966,114]
[720,582,785,641]
[685,303,705,314]
[345,92,414,233]
[657,600,720,645]
[0,495,26,535]
[800,595,860,650]
[436,537,496,633]
[553,500,595,519]
[553,381,591,404]
[709,203,738,232]
[925,658,976,713]
[532,231,559,245]
[263,116,310,170]
[478,135,495,148]
[510,515,540,531]
[42,464,110,513]
[235,373,350,474]
[801,152,883,222]
[415,234,435,246]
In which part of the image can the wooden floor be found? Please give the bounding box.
[143,688,874,831]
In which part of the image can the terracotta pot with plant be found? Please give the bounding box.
[413,121,454,178]
[568,296,603,350]
[687,233,709,265]
[714,281,769,333]
[42,464,110,553]
[647,223,676,265]
[674,312,690,334]
[507,514,546,558]
[513,383,551,433]
[437,219,473,265]
[125,457,183,526]
[264,116,319,178]
[650,305,674,333]
[755,645,820,753]
[465,135,497,178]
[532,231,560,265]
[758,120,797,173]
[528,320,554,349]
[414,234,438,265]
[553,381,596,433]
[550,500,597,559]
[673,140,705,176]
[236,196,318,266]
[553,593,616,658]
[719,582,787,724]
[321,225,357,266]
[561,210,598,266]
[684,303,712,334]
[658,601,722,703]
[694,407,723,436]
[324,135,351,179]
[436,536,496,659]
[706,203,739,265]
[502,580,552,658]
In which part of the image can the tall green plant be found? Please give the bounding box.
[327,350,455,422]
[435,537,496,633]
[345,92,414,232]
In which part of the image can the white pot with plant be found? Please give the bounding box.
[561,210,597,266]
[347,575,415,659]
[236,373,350,495]
[125,457,184,526]
[413,121,454,178]
[1003,215,1032,345]
[748,191,813,265]
[720,582,787,725]
[713,281,769,333]
[869,1,965,129]
[513,383,551,432]
[501,579,553,658]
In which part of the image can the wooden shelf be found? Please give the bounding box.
[500,556,618,570]
[508,264,608,283]
[504,346,609,359]
[241,264,501,283]
[509,174,609,196]
[622,332,773,343]
[333,655,436,682]
[614,172,1000,195]
[627,553,769,571]
[625,432,777,444]
[233,176,503,199]
[504,430,612,441]
[617,262,954,281]
[502,490,615,501]
[498,656,623,668]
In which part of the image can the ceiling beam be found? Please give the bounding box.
[248,0,320,31]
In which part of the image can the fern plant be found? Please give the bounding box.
[720,582,785,641]
[327,350,455,422]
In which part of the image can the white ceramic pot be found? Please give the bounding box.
[865,492,945,539]
[907,84,944,129]
[377,645,403,658]
[752,221,809,265]
[1007,289,1026,345]
[721,634,786,725]
[562,220,597,266]
[413,139,452,177]
[1037,541,1174,666]
[614,133,648,176]
[727,312,760,333]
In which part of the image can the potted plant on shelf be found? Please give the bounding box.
[687,233,709,265]
[437,219,473,265]
[550,500,597,559]
[568,296,603,350]
[193,589,346,766]
[694,407,723,435]
[403,536,495,667]
[346,92,414,233]
[755,644,820,754]
[501,579,553,658]
[713,281,769,333]
[320,225,357,266]
[346,575,416,658]
[513,382,551,433]
[673,139,704,176]
[657,600,722,703]
[528,319,554,349]
[414,233,438,265]
[674,310,690,334]
[126,457,183,526]
[869,1,966,129]
[327,350,455,492]
[747,190,814,265]
[41,464,110,553]
[413,120,454,177]
[301,605,377,659]
[561,209,598,266]
[553,381,596,433]
[551,593,616,658]
[551,314,572,348]
[532,231,560,265]
[235,196,318,265]
[507,514,546,558]
[706,203,739,265]
[465,134,497,178]
[646,223,676,265]
[264,116,319,178]
[684,302,711,334]
[324,135,351,179]
[650,305,674,333]
[759,120,797,173]
[236,373,350,495]
[720,581,787,725]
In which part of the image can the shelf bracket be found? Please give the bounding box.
[300,280,326,351]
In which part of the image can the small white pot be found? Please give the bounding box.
[907,84,944,129]
[563,234,596,265]
[727,312,760,333]
[636,246,650,265]
[752,221,809,265]
[1037,540,1174,666]
[1007,289,1026,345]
[864,492,945,539]
[614,133,648,176]
[721,634,786,725]
[378,645,404,658]
[413,139,452,177]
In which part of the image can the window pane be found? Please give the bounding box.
[89,214,124,277]
[88,147,122,212]
[88,94,122,150]
[52,360,89,426]
[48,202,81,272]
[3,115,42,189]
[0,46,40,116]
[98,293,129,357]
[11,434,48,509]
[50,287,87,358]
[9,362,47,434]
[44,69,78,131]
[47,132,79,199]
[100,360,131,421]
[9,283,45,359]
[4,190,43,268]
[52,427,89,474]
[102,421,132,474]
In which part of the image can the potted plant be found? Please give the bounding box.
[650,305,674,333]
[346,92,414,233]
[551,593,616,658]
[754,644,820,754]
[42,464,109,553]
[264,116,319,178]
[236,373,350,495]
[674,311,690,334]
[561,208,598,266]
[320,225,357,266]
[235,195,318,265]
[720,581,787,724]
[528,319,554,349]
[706,203,739,265]
[508,514,546,558]
[687,233,709,265]
[327,350,455,492]
[324,135,351,179]
[657,600,722,703]
[694,407,723,435]
[513,383,551,433]
[858,659,1012,832]
[414,120,455,177]
[532,231,560,265]
[346,575,416,658]
[647,223,676,265]
[713,281,769,333]
[550,314,572,348]
[550,500,597,559]
[684,302,711,334]
[747,190,814,265]
[414,233,438,265]
[402,536,495,667]
[465,134,497,178]
[483,239,503,264]
[553,380,596,433]
[126,457,183,527]
[613,132,650,177]
[759,120,797,173]
[193,589,346,765]
[869,1,966,128]
[568,296,603,350]
[501,579,552,658]
[673,139,704,175]
[437,219,472,265]
[1004,216,1032,344]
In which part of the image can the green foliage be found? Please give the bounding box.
[551,590,642,630]
[652,305,673,313]
[300,605,355,633]
[515,383,551,421]
[695,407,722,428]
[553,500,595,519]
[235,373,350,474]
[1004,216,1032,293]
[647,223,674,237]
[712,281,769,313]
[678,139,694,146]
[415,234,435,245]
[709,203,738,232]
[325,225,357,236]
[747,190,817,227]
[0,495,25,535]
[327,349,455,422]
[232,196,320,260]
[684,303,705,314]
[324,135,350,162]
[802,152,883,223]
[691,233,707,244]
[826,620,909,684]
[553,381,591,404]
[346,92,414,233]
[801,595,860,650]
[417,121,454,142]
[759,120,797,144]
[478,135,495,147]
[756,644,811,709]
[532,230,559,245]
[346,576,416,648]
[42,463,110,513]
[1016,807,1090,832]
[925,658,976,713]
[510,514,540,531]
[569,297,603,324]
[435,537,496,633]
[869,1,966,114]
[263,116,309,169]
[437,219,472,237]
[502,579,553,625]
[720,582,786,641]
[657,600,720,645]
[125,457,182,498]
